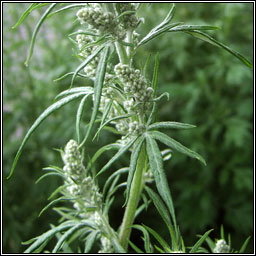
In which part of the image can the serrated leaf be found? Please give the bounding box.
[148,121,196,130]
[8,92,86,179]
[149,130,206,165]
[189,229,214,253]
[239,236,251,253]
[76,94,91,143]
[47,3,87,18]
[79,45,110,147]
[184,30,253,69]
[70,45,104,88]
[96,136,138,177]
[132,224,152,253]
[145,134,177,229]
[52,224,84,253]
[125,136,145,206]
[55,87,93,99]
[12,3,51,29]
[24,3,57,66]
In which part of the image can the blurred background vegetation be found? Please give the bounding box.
[3,3,253,253]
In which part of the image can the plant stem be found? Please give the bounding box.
[115,42,129,64]
[119,143,147,250]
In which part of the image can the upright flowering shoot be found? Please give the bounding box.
[10,2,252,254]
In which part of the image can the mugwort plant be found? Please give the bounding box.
[9,3,252,253]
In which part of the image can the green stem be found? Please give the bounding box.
[115,42,129,64]
[119,143,147,250]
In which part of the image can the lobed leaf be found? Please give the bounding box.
[148,121,196,130]
[149,130,206,165]
[8,92,87,179]
[145,133,177,229]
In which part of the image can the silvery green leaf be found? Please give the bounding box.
[69,30,100,37]
[12,3,51,29]
[93,114,132,140]
[189,229,214,253]
[8,92,87,179]
[76,94,91,143]
[145,134,177,229]
[35,172,64,184]
[149,130,206,165]
[24,220,81,253]
[97,136,138,177]
[52,224,85,253]
[184,30,252,69]
[148,121,196,130]
[55,87,93,99]
[47,4,87,18]
[132,224,153,253]
[71,45,105,88]
[239,236,251,253]
[169,24,220,32]
[138,22,182,46]
[145,186,171,227]
[125,136,145,205]
[151,92,169,102]
[24,3,57,66]
[79,45,110,147]
[54,72,89,82]
[84,230,100,253]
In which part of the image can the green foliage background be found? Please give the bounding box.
[3,3,253,253]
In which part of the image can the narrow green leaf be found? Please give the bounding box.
[220,224,225,240]
[129,240,144,253]
[47,4,87,18]
[132,224,152,253]
[144,186,171,227]
[12,3,51,29]
[239,236,251,253]
[152,52,159,97]
[96,136,137,177]
[71,45,104,88]
[143,224,171,252]
[69,30,100,37]
[169,24,220,32]
[143,54,152,77]
[125,136,145,205]
[100,100,113,127]
[79,45,110,147]
[145,134,177,229]
[148,121,196,130]
[53,72,89,82]
[24,3,57,66]
[189,229,214,253]
[93,114,132,140]
[52,224,84,253]
[24,221,79,253]
[55,87,93,99]
[48,184,68,200]
[8,92,86,179]
[184,30,253,69]
[149,130,206,165]
[84,230,99,253]
[87,143,121,171]
[76,94,91,143]
[35,172,63,184]
[138,22,182,46]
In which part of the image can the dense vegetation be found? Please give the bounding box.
[3,3,253,253]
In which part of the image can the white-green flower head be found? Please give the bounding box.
[98,236,113,253]
[213,239,230,253]
[117,3,140,29]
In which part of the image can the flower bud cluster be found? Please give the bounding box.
[143,168,154,183]
[117,3,140,29]
[76,6,125,40]
[114,63,154,103]
[98,236,113,253]
[213,239,230,253]
[128,121,145,135]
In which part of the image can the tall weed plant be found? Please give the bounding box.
[6,3,253,253]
